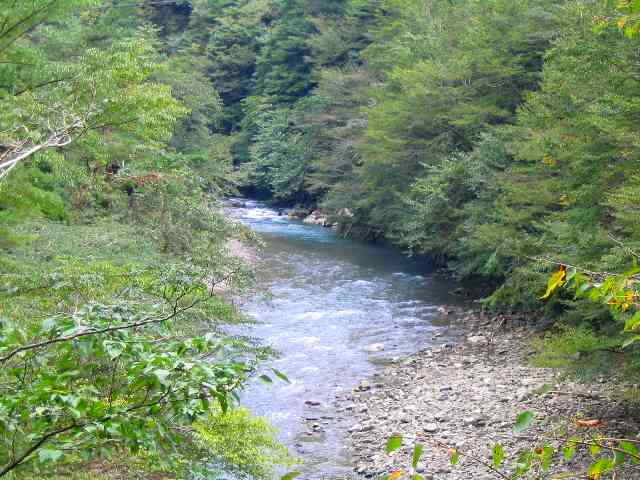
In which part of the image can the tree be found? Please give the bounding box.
[253,0,317,105]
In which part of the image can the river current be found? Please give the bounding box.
[227,200,463,479]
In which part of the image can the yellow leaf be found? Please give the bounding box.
[389,471,404,480]
[542,153,557,166]
[619,16,628,29]
[541,266,567,300]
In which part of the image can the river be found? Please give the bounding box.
[227,200,464,479]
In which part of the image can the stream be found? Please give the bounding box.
[227,200,465,479]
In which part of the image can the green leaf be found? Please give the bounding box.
[541,445,554,471]
[104,340,124,359]
[563,445,576,462]
[154,369,171,385]
[259,374,273,384]
[38,448,64,463]
[621,441,640,464]
[492,443,505,468]
[386,435,403,454]
[622,335,640,348]
[588,458,615,478]
[624,312,640,332]
[281,472,302,480]
[614,449,626,466]
[514,411,536,432]
[450,449,460,465]
[271,368,291,383]
[412,443,424,469]
[623,266,640,279]
[216,392,229,414]
[515,450,534,475]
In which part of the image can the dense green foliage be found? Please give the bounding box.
[0,1,295,478]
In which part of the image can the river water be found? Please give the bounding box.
[228,200,464,479]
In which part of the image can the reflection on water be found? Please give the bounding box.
[228,200,463,479]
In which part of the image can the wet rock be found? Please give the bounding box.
[356,380,372,391]
[364,343,385,353]
[286,208,310,219]
[303,210,330,227]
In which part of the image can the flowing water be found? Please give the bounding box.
[227,200,465,479]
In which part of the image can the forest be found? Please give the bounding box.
[2,0,640,478]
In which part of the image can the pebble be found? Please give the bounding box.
[424,423,438,433]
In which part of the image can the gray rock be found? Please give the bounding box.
[463,416,487,427]
[424,423,439,433]
[468,335,487,344]
[357,380,372,391]
[364,343,385,353]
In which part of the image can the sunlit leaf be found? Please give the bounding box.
[541,266,567,300]
[624,312,640,332]
[622,335,640,348]
[271,368,291,384]
[621,441,640,464]
[514,411,536,432]
[588,458,614,479]
[540,446,554,471]
[386,435,403,454]
[281,472,302,480]
[563,445,576,462]
[412,443,424,469]
[492,443,505,468]
[38,449,63,463]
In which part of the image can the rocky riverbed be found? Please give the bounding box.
[335,311,640,479]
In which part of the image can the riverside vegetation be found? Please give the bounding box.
[2,0,640,479]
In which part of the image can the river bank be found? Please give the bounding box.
[338,311,640,479]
